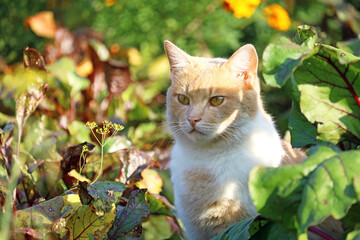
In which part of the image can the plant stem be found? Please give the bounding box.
[92,144,104,184]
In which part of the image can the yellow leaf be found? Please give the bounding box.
[14,194,82,231]
[68,169,91,183]
[24,11,57,38]
[76,58,94,77]
[137,169,163,195]
[66,203,115,239]
[127,48,142,66]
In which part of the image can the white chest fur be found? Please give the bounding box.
[169,112,284,239]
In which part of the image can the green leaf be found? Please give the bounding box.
[294,44,360,144]
[146,193,174,216]
[288,80,317,147]
[347,224,360,240]
[15,194,82,230]
[67,202,115,240]
[262,37,310,87]
[337,39,360,56]
[211,217,253,240]
[212,216,296,240]
[106,189,150,240]
[87,181,126,216]
[294,25,317,49]
[68,120,91,144]
[103,135,132,154]
[47,57,90,100]
[141,215,172,240]
[249,146,360,237]
[354,175,360,201]
[29,137,61,162]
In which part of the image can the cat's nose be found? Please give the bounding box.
[188,116,201,127]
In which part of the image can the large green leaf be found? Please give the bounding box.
[294,44,360,144]
[337,39,360,56]
[106,189,150,240]
[288,78,317,147]
[15,194,82,231]
[249,146,360,238]
[66,202,115,240]
[212,216,296,240]
[262,37,310,88]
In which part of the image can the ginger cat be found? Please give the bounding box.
[164,41,341,240]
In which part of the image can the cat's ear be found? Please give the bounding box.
[164,40,192,71]
[224,44,258,90]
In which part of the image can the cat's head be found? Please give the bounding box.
[164,40,260,145]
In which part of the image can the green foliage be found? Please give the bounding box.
[263,25,360,147]
[250,147,359,238]
[212,216,296,240]
[106,189,150,240]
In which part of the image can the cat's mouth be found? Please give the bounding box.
[189,128,203,135]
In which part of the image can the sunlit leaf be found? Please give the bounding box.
[249,146,359,237]
[76,58,94,77]
[294,44,360,144]
[24,11,57,39]
[14,194,82,231]
[66,202,115,240]
[347,225,360,240]
[103,135,132,153]
[337,39,360,56]
[137,169,163,195]
[294,25,317,49]
[146,193,173,216]
[262,37,310,87]
[68,120,91,144]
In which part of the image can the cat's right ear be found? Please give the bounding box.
[164,40,192,72]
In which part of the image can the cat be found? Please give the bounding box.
[164,40,342,240]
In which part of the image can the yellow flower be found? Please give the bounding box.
[263,4,291,31]
[86,122,97,130]
[82,145,89,152]
[224,0,261,18]
[113,123,124,131]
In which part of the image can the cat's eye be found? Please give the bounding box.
[178,94,190,105]
[209,96,224,106]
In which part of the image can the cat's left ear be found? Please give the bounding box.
[224,44,258,90]
[164,40,192,72]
